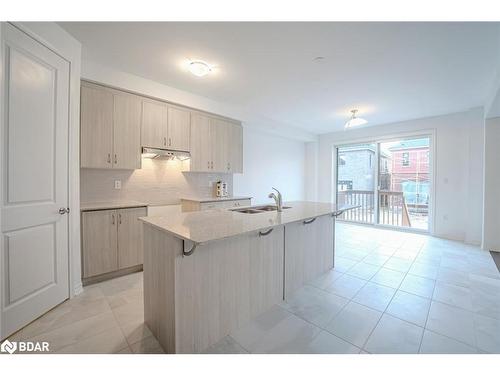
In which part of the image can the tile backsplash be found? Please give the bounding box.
[80,157,233,205]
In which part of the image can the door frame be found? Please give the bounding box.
[0,22,81,340]
[332,129,436,235]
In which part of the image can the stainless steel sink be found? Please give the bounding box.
[232,208,263,214]
[232,205,292,213]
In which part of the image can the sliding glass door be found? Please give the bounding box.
[378,137,430,230]
[336,136,431,232]
[336,143,377,224]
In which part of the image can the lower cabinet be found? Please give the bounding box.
[284,214,334,298]
[82,206,147,281]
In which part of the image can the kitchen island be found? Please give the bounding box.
[139,201,353,353]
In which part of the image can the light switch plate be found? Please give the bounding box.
[114,180,122,190]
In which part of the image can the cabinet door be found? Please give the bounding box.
[229,123,243,173]
[117,207,147,269]
[211,118,230,172]
[80,84,114,168]
[190,113,212,171]
[113,93,142,169]
[82,210,118,278]
[284,215,334,298]
[167,105,190,152]
[141,99,166,149]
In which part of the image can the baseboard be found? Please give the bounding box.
[82,265,143,286]
[73,282,84,296]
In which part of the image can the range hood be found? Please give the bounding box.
[141,147,191,161]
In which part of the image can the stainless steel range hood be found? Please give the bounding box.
[141,147,191,161]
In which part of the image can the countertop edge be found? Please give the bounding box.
[180,196,252,203]
[138,209,345,245]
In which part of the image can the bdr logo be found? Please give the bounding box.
[1,339,50,354]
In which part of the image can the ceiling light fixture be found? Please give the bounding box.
[188,60,212,77]
[344,109,368,129]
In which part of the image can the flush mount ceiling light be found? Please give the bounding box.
[188,60,212,77]
[344,109,368,129]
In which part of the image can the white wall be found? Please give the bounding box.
[80,60,309,205]
[233,127,306,204]
[317,108,484,245]
[483,117,500,252]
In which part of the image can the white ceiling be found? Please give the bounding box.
[60,22,500,134]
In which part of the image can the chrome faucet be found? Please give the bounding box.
[268,187,283,212]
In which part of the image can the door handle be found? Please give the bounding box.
[58,207,70,215]
[168,138,172,146]
[303,217,316,225]
[107,153,111,164]
[111,214,115,225]
[259,228,274,237]
[163,137,167,146]
[114,154,117,164]
[118,213,122,224]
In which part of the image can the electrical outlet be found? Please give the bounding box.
[114,180,122,190]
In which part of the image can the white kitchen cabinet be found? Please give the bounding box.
[167,105,190,151]
[284,214,335,298]
[141,101,191,152]
[141,99,166,149]
[81,80,241,173]
[113,92,142,169]
[82,209,118,278]
[117,207,146,269]
[190,112,243,173]
[80,83,114,169]
[81,82,142,169]
[81,206,147,283]
[190,112,212,172]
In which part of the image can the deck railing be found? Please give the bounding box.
[337,190,412,227]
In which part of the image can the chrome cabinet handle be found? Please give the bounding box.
[114,154,117,164]
[211,161,214,169]
[112,214,115,225]
[207,161,210,169]
[58,207,70,215]
[118,213,122,224]
[168,138,172,146]
[163,137,167,146]
[107,153,111,163]
[303,218,316,225]
[259,228,274,237]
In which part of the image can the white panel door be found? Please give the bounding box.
[1,24,70,338]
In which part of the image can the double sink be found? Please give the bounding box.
[232,205,292,214]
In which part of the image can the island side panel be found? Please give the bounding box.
[175,226,284,353]
[143,224,179,354]
[284,214,334,299]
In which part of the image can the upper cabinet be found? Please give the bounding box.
[81,82,142,169]
[167,105,191,152]
[141,100,190,152]
[80,80,242,173]
[80,83,114,169]
[141,99,165,149]
[190,113,243,173]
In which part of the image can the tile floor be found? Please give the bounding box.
[6,222,500,354]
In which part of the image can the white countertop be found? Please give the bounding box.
[180,196,252,203]
[139,201,353,244]
[80,200,148,211]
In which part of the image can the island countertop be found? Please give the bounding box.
[139,201,353,244]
